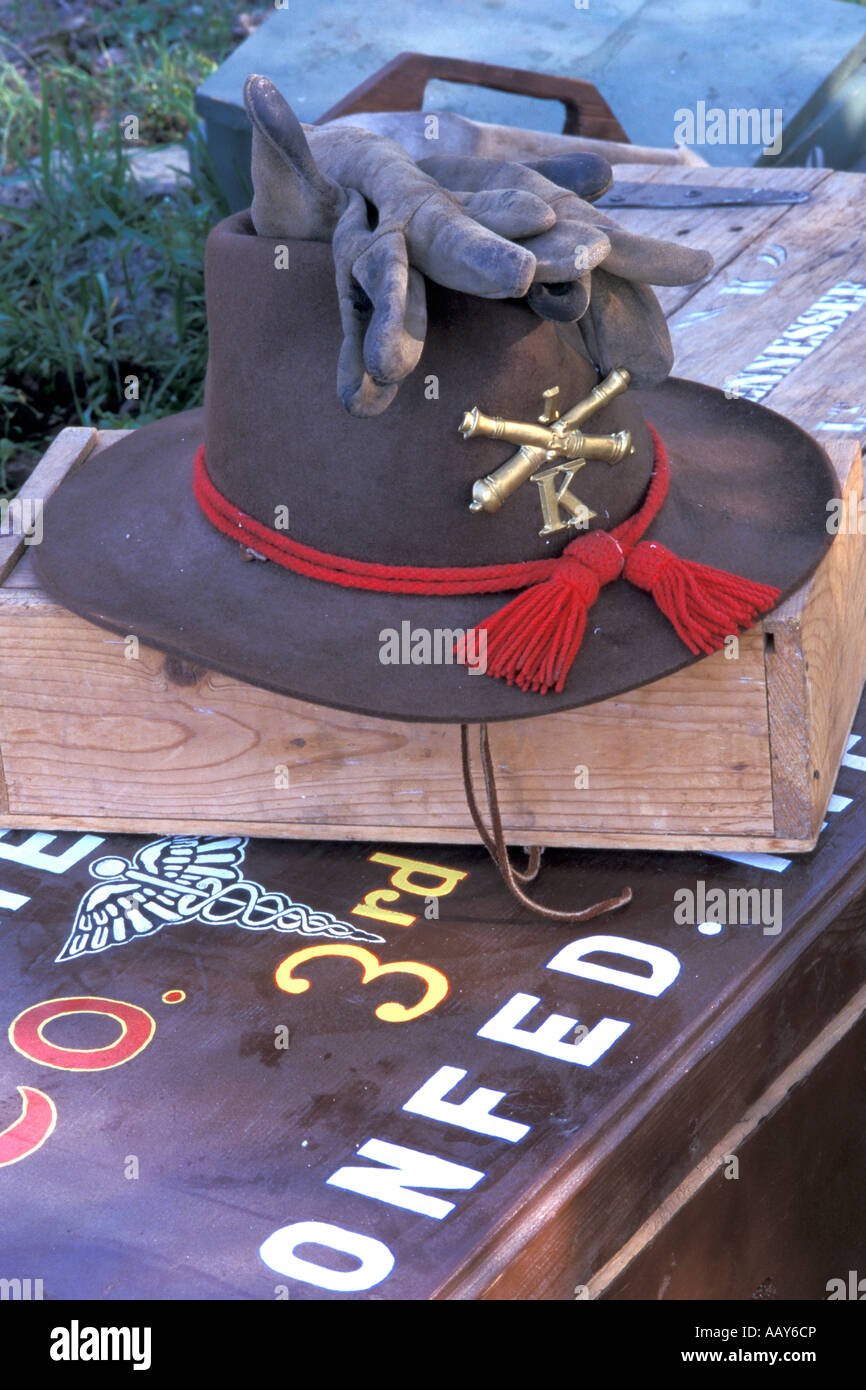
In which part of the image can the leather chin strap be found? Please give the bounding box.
[460,723,632,922]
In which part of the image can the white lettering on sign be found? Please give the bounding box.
[816,400,866,434]
[259,1220,395,1292]
[0,831,104,874]
[723,282,866,402]
[327,1138,484,1219]
[258,920,693,1291]
[403,1065,531,1143]
[477,992,629,1066]
[673,307,724,331]
[547,934,681,997]
[719,278,775,297]
[0,890,30,913]
[842,733,866,773]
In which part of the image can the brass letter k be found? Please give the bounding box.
[531,464,597,536]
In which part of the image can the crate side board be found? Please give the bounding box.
[0,590,777,843]
[765,438,866,839]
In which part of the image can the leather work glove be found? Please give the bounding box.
[418,152,713,385]
[246,74,558,415]
[244,76,713,410]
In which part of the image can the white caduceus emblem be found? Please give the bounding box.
[56,835,384,963]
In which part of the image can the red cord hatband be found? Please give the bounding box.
[193,428,781,694]
[193,429,668,591]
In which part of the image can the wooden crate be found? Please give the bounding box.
[1,418,863,855]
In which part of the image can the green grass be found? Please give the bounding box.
[0,0,239,494]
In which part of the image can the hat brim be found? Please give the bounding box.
[33,379,836,723]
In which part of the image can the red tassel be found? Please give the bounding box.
[624,541,781,655]
[459,536,781,694]
[460,532,625,694]
[451,428,781,694]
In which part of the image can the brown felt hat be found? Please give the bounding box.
[33,211,837,723]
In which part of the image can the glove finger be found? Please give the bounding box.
[574,267,675,387]
[527,274,590,322]
[453,188,556,239]
[523,153,613,203]
[307,143,536,297]
[418,154,567,199]
[340,370,401,418]
[353,233,427,387]
[602,223,713,285]
[335,276,396,417]
[417,155,706,291]
[337,304,399,416]
[423,161,614,253]
[332,192,401,416]
[407,191,536,297]
[518,220,611,281]
[244,74,346,239]
[501,171,712,286]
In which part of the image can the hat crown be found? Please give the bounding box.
[203,212,655,566]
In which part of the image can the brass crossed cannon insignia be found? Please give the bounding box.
[460,366,634,536]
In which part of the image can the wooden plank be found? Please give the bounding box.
[608,162,832,321]
[662,169,866,423]
[0,817,820,854]
[763,619,813,841]
[1,548,38,588]
[767,439,866,838]
[0,602,775,842]
[2,430,135,588]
